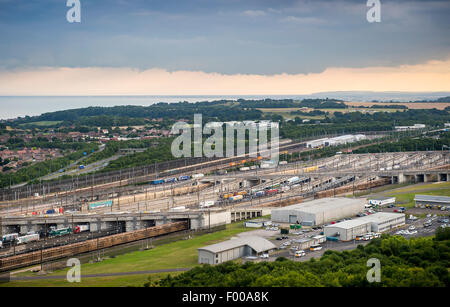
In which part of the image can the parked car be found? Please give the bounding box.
[260,253,269,259]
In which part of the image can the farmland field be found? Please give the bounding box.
[344,101,450,110]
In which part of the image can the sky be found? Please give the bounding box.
[0,0,449,95]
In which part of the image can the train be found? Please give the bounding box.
[151,174,195,185]
[48,227,73,237]
[16,233,40,245]
[2,233,19,244]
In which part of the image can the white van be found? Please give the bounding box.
[295,250,306,257]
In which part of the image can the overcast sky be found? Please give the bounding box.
[0,0,449,94]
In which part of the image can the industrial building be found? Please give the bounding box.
[305,134,366,149]
[244,219,272,228]
[368,196,396,207]
[293,235,327,250]
[324,219,372,241]
[324,212,405,241]
[395,124,426,131]
[198,236,277,265]
[359,212,405,232]
[414,195,450,209]
[271,197,366,226]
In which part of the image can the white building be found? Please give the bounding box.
[271,197,366,226]
[198,236,276,264]
[324,219,372,241]
[395,124,426,131]
[359,212,405,232]
[324,212,405,241]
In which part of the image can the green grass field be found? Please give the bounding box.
[18,121,63,127]
[1,221,252,287]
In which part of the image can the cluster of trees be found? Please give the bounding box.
[99,138,175,172]
[2,136,94,151]
[10,102,265,127]
[83,139,170,166]
[353,132,450,153]
[157,231,450,287]
[281,109,450,140]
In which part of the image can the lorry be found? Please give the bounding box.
[200,200,215,208]
[74,225,90,233]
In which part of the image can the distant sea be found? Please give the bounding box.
[1,92,449,120]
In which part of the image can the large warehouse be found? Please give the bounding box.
[324,212,405,241]
[198,236,276,265]
[271,197,366,226]
[414,195,450,209]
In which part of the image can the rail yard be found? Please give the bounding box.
[0,134,449,275]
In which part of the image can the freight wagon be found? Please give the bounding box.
[89,200,113,210]
[0,222,188,273]
[255,191,265,197]
[229,195,243,202]
[165,177,178,183]
[16,234,40,245]
[223,193,234,199]
[151,179,165,185]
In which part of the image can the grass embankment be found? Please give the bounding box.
[364,182,450,208]
[2,221,252,287]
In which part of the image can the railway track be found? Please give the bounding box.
[0,221,188,272]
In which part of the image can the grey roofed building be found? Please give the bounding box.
[271,197,365,226]
[198,236,277,265]
[414,195,450,204]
